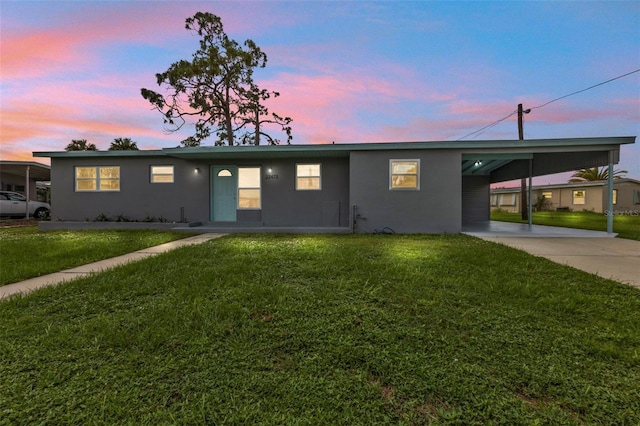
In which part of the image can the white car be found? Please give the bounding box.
[0,191,50,219]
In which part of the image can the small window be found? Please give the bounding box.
[491,195,498,206]
[75,166,120,192]
[633,190,640,205]
[151,165,174,183]
[218,169,232,177]
[296,164,321,190]
[542,191,552,199]
[499,193,516,206]
[612,189,618,205]
[390,160,419,190]
[238,167,261,209]
[572,190,586,205]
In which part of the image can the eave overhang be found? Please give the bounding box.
[33,136,635,160]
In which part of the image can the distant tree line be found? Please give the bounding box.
[65,138,139,151]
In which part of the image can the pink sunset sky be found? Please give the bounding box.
[1,1,639,184]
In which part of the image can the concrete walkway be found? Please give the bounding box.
[465,222,640,288]
[478,237,640,288]
[0,233,225,300]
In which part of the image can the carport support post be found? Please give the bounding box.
[528,160,533,227]
[607,151,614,234]
[25,165,30,219]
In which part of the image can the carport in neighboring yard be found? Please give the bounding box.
[464,221,640,288]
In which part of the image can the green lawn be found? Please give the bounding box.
[0,227,193,285]
[1,234,638,424]
[491,210,640,240]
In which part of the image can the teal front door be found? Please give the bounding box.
[211,166,237,221]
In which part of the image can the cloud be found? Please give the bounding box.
[0,2,201,80]
[259,62,463,144]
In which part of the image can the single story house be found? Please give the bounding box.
[34,136,635,233]
[0,161,51,202]
[491,178,640,214]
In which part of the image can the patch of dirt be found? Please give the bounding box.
[0,219,41,228]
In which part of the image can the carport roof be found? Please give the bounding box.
[0,161,51,181]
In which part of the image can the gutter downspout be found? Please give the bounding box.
[25,165,30,219]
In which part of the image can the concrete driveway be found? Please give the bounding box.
[465,222,640,288]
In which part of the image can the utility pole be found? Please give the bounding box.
[518,103,530,221]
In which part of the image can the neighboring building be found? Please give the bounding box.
[491,178,640,214]
[0,161,51,201]
[34,136,635,233]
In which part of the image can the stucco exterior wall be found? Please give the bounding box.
[491,181,640,214]
[350,150,462,234]
[557,186,602,211]
[462,176,490,224]
[50,156,351,227]
[208,157,350,227]
[50,156,210,222]
[604,181,640,213]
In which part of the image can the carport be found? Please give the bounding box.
[0,161,51,218]
[460,137,628,234]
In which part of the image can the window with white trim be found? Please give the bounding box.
[238,167,261,209]
[296,164,321,190]
[572,190,586,205]
[75,166,120,191]
[150,165,174,183]
[542,191,552,199]
[390,159,419,190]
[612,189,618,205]
[499,193,516,206]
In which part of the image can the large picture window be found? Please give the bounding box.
[296,164,321,190]
[238,167,261,209]
[75,166,120,191]
[150,165,174,183]
[390,159,419,190]
[572,190,586,205]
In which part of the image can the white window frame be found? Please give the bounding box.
[499,193,517,206]
[237,167,261,210]
[296,163,322,190]
[572,190,586,205]
[389,159,420,190]
[541,191,553,199]
[75,166,120,192]
[612,189,617,205]
[150,165,175,183]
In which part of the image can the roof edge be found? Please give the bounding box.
[32,136,636,158]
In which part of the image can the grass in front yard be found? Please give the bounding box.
[1,234,638,424]
[491,210,640,240]
[0,227,193,285]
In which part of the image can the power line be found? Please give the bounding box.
[456,68,640,140]
[530,68,640,111]
[456,110,517,141]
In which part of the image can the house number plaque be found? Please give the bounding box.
[265,174,279,180]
